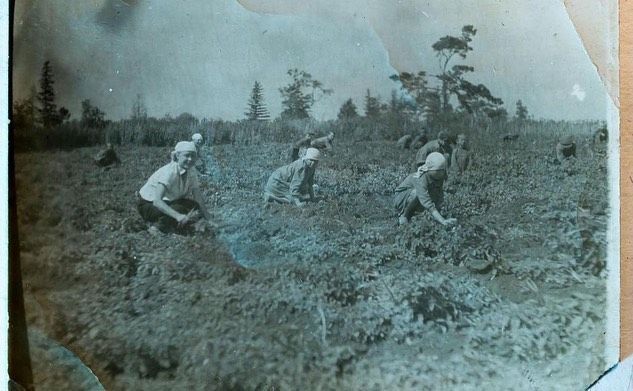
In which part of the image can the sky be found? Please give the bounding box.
[12,0,611,121]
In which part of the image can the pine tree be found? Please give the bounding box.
[337,98,359,120]
[37,61,66,128]
[515,100,528,121]
[245,81,270,121]
[364,89,381,118]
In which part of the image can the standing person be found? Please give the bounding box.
[264,148,320,207]
[290,131,315,161]
[414,131,452,169]
[93,143,121,167]
[394,152,456,226]
[451,134,470,175]
[311,132,334,152]
[556,135,577,163]
[137,141,211,234]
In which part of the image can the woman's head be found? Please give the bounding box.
[303,147,320,168]
[173,141,198,170]
[192,133,204,148]
[420,152,447,180]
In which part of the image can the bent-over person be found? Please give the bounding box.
[556,135,577,163]
[593,126,607,144]
[94,143,120,167]
[137,141,211,234]
[290,131,315,161]
[192,133,209,175]
[265,147,320,207]
[414,131,452,170]
[311,132,334,152]
[397,135,413,150]
[395,152,456,226]
[451,134,470,175]
[410,130,428,150]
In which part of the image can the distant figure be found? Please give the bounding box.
[264,148,320,207]
[290,131,315,162]
[414,131,452,170]
[451,134,470,175]
[310,132,334,152]
[394,152,456,226]
[93,143,120,167]
[137,141,211,234]
[502,134,519,142]
[556,135,577,163]
[593,126,608,144]
[191,133,209,175]
[397,135,413,150]
[410,130,428,150]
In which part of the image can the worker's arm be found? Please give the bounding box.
[416,180,455,226]
[151,184,190,224]
[288,165,306,206]
[429,208,456,226]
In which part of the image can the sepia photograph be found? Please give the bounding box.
[9,0,619,389]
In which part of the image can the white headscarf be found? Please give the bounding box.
[303,147,321,161]
[415,152,446,177]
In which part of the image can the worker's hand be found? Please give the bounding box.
[294,199,305,207]
[442,218,457,226]
[177,210,196,227]
[194,219,208,233]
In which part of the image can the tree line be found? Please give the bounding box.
[12,25,537,150]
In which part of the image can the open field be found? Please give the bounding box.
[15,133,609,390]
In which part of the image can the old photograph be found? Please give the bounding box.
[9,0,619,389]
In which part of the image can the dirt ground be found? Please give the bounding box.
[15,136,609,390]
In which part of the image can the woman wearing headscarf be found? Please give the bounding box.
[264,147,320,207]
[191,132,211,176]
[138,141,211,233]
[556,135,577,163]
[394,152,457,226]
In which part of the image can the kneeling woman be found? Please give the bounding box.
[264,147,320,207]
[394,152,457,226]
[138,141,211,233]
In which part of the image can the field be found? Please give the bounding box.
[15,131,610,390]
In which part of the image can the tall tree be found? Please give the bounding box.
[430,25,504,117]
[363,89,381,118]
[432,25,476,111]
[245,81,270,121]
[81,99,107,129]
[131,93,148,121]
[37,61,69,128]
[515,100,529,121]
[279,69,332,120]
[337,98,359,120]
